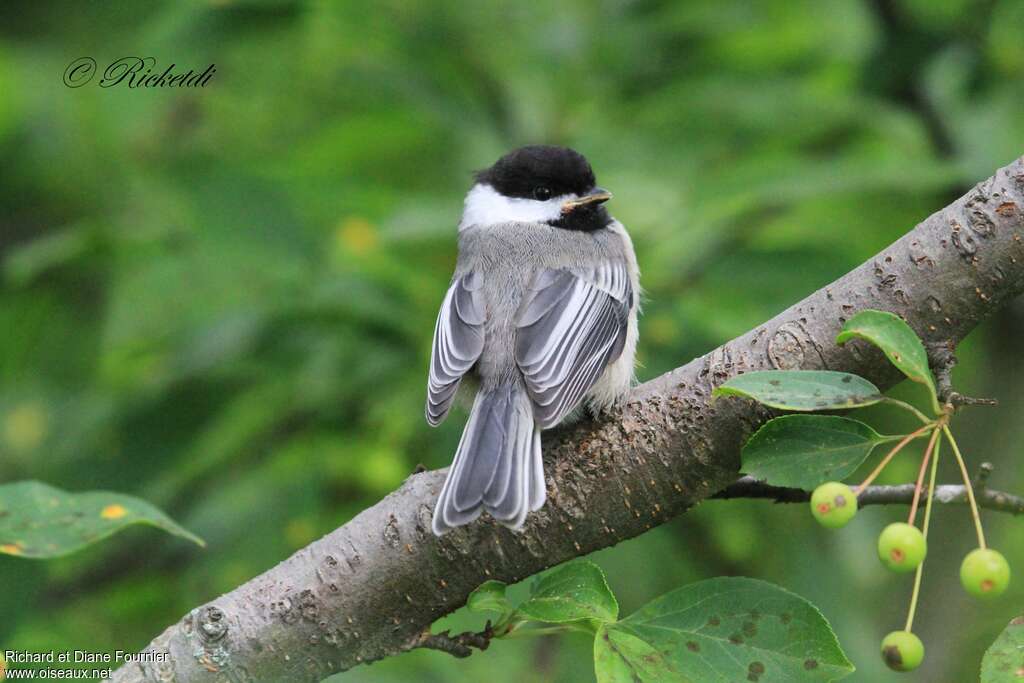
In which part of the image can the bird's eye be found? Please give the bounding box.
[533,186,552,201]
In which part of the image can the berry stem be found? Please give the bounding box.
[942,426,987,549]
[854,423,935,495]
[905,437,940,632]
[881,397,933,425]
[907,428,941,524]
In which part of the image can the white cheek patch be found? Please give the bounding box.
[459,183,574,230]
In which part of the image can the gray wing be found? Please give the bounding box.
[426,272,486,426]
[515,262,632,429]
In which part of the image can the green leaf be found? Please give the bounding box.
[836,310,940,413]
[714,370,883,411]
[467,580,512,615]
[742,415,891,489]
[594,577,854,682]
[517,559,618,624]
[595,624,671,683]
[0,480,205,559]
[981,616,1024,682]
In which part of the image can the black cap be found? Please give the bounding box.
[475,145,598,199]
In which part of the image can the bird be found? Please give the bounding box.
[426,145,640,536]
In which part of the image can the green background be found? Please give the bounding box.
[1,1,1022,681]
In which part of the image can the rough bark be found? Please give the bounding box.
[109,156,1024,683]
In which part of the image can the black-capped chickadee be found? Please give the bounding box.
[426,145,640,535]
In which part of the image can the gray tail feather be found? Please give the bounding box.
[432,385,545,535]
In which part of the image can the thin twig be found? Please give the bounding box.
[927,341,958,405]
[715,476,1024,515]
[926,341,999,409]
[948,394,999,408]
[411,621,494,658]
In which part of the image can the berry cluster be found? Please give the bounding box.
[717,310,1015,675]
[811,422,1011,673]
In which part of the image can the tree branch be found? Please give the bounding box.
[715,476,1024,515]
[109,156,1024,682]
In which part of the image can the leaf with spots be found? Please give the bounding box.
[741,415,896,489]
[714,370,883,412]
[981,616,1024,682]
[516,559,618,624]
[594,577,854,682]
[595,624,671,682]
[835,310,940,413]
[467,580,513,617]
[0,480,205,559]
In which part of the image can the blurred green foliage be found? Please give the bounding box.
[1,0,1023,681]
[0,480,203,558]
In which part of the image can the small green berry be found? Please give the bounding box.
[810,482,857,528]
[881,630,924,672]
[960,548,1011,599]
[877,522,927,573]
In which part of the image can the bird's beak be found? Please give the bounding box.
[561,188,612,214]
